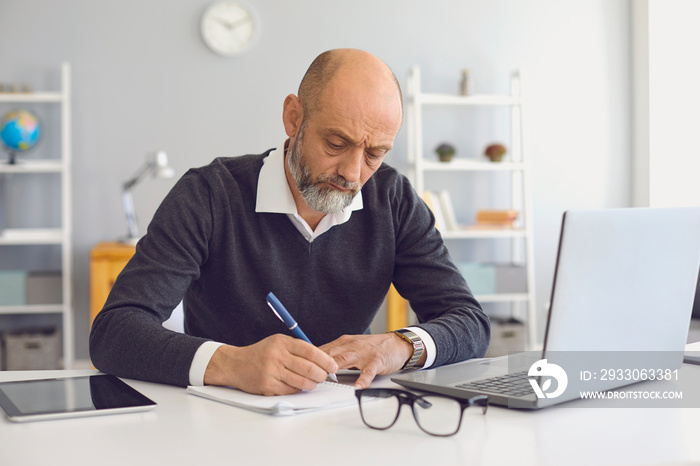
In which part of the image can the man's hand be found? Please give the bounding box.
[320,333,423,389]
[203,334,338,396]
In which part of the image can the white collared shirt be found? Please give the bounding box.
[254,143,363,241]
[188,142,435,385]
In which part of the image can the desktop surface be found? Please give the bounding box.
[1,366,700,466]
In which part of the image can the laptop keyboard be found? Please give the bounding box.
[456,370,533,397]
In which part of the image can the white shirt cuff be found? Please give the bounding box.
[188,341,225,386]
[405,326,436,369]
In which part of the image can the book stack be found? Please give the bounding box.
[473,209,519,229]
[421,193,520,232]
[421,190,459,231]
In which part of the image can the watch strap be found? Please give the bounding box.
[393,329,425,370]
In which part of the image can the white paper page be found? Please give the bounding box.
[187,381,357,415]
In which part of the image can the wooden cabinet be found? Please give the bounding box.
[89,242,135,326]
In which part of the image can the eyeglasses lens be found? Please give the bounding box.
[412,395,463,436]
[359,393,400,430]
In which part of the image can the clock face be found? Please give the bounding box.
[201,1,258,57]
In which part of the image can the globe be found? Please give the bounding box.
[0,109,41,164]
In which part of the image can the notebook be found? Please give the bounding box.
[187,381,357,416]
[684,341,700,365]
[392,207,700,409]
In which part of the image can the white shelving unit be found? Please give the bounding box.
[0,63,73,368]
[406,65,537,347]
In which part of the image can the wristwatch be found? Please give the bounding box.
[393,329,425,370]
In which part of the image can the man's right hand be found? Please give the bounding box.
[202,334,338,395]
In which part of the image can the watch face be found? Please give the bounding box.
[201,1,258,56]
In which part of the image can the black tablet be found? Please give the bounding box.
[0,374,156,423]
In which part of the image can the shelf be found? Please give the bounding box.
[407,65,537,351]
[421,160,525,171]
[0,304,64,315]
[415,93,521,106]
[474,293,531,303]
[0,63,74,369]
[0,159,63,173]
[441,228,527,239]
[0,228,64,245]
[0,92,63,103]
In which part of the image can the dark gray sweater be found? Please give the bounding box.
[89,151,490,387]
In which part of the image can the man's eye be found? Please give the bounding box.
[365,152,383,163]
[328,142,344,151]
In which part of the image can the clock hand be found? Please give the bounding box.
[230,17,251,28]
[214,17,234,29]
[214,16,251,31]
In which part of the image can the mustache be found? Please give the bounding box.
[317,173,361,193]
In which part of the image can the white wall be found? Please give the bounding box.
[0,0,633,359]
[647,0,700,208]
[634,0,700,209]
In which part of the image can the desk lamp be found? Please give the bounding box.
[121,150,175,244]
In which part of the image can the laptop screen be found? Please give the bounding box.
[692,267,700,319]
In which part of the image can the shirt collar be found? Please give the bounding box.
[255,140,364,218]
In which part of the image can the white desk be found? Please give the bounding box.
[1,364,700,466]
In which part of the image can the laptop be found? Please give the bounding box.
[392,207,700,408]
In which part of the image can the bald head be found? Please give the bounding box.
[281,49,404,219]
[297,49,403,121]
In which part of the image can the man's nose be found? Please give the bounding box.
[337,148,363,184]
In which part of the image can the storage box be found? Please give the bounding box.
[495,265,527,293]
[485,318,526,358]
[457,263,496,295]
[0,271,27,306]
[3,327,61,370]
[26,272,63,305]
[458,263,528,295]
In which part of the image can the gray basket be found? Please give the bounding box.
[485,319,526,358]
[3,327,61,370]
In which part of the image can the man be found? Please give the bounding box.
[90,49,490,395]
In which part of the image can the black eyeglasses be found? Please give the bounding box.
[355,388,488,437]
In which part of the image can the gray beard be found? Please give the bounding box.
[286,125,360,214]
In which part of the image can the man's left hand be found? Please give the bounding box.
[320,333,416,389]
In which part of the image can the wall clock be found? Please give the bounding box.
[200,1,259,57]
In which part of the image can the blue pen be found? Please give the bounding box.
[266,292,339,383]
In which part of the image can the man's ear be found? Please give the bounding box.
[282,94,304,138]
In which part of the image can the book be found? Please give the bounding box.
[421,190,447,231]
[437,190,459,231]
[475,209,519,227]
[186,381,358,416]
